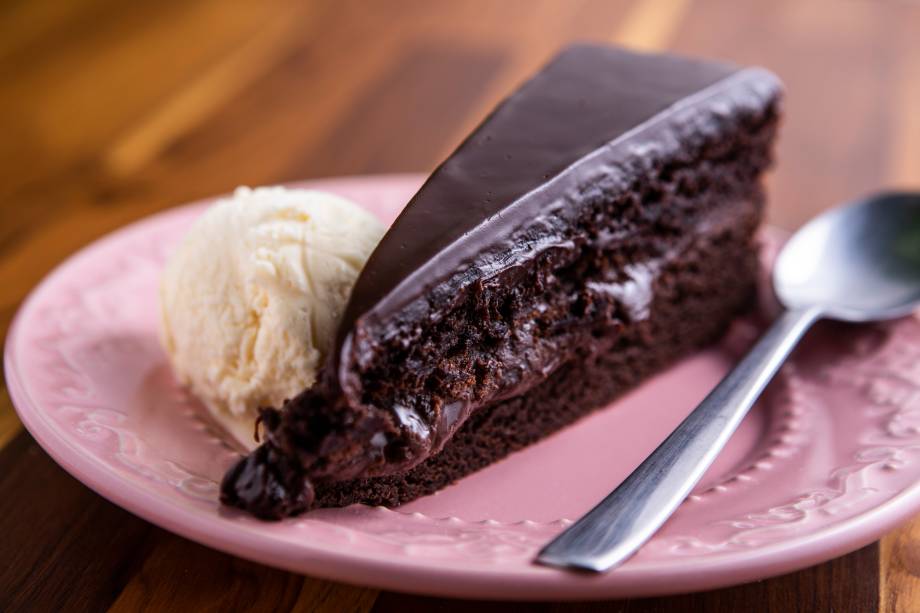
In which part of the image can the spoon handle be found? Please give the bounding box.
[536,306,823,572]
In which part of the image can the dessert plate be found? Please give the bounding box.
[7,175,920,600]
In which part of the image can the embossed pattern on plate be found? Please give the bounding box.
[6,175,920,599]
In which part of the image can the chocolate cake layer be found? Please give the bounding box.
[314,211,761,508]
[221,44,783,519]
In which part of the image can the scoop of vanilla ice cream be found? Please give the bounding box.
[160,186,385,449]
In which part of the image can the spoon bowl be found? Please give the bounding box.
[774,192,920,321]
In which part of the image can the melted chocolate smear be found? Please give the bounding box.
[220,444,314,520]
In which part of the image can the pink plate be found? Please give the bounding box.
[7,175,920,600]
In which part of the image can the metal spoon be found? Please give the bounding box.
[537,192,920,573]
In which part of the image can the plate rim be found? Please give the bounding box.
[6,173,920,600]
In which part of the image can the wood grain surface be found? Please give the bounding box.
[1,0,918,611]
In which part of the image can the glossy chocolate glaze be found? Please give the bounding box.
[343,46,741,327]
[220,44,783,518]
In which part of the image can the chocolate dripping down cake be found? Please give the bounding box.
[221,43,783,519]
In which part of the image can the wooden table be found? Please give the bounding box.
[2,0,919,610]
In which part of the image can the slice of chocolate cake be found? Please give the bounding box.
[221,44,783,519]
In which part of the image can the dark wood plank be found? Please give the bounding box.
[0,0,320,338]
[106,533,303,612]
[289,42,509,177]
[674,0,910,231]
[0,372,21,447]
[0,429,377,613]
[0,431,155,613]
[882,514,920,613]
[0,0,291,203]
[107,532,378,613]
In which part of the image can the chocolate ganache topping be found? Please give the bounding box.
[221,44,783,518]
